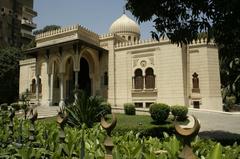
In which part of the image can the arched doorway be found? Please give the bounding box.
[79,58,91,96]
[65,58,75,103]
[52,61,60,105]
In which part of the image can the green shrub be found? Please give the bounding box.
[10,102,21,111]
[65,90,106,128]
[149,103,170,123]
[100,102,112,115]
[124,103,136,115]
[0,103,8,111]
[171,105,188,120]
[225,95,236,106]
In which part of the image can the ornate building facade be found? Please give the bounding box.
[19,14,222,111]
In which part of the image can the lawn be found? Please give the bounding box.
[40,113,175,137]
[107,114,174,136]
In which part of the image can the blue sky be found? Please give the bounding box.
[34,0,155,39]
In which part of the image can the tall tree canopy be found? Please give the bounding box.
[126,0,240,56]
[33,25,61,35]
[0,47,23,104]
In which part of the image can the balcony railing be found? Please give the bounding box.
[22,6,37,17]
[131,88,158,97]
[21,19,37,28]
[21,32,34,39]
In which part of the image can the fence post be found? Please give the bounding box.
[101,113,117,159]
[57,111,68,143]
[8,107,15,142]
[174,115,200,159]
[16,119,23,147]
[28,109,38,143]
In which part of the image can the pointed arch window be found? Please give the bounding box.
[134,69,143,89]
[38,77,42,94]
[30,79,36,93]
[192,72,200,93]
[145,68,155,89]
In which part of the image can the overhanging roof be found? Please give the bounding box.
[24,38,107,54]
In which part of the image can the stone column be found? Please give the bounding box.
[47,74,52,106]
[132,77,135,89]
[59,73,65,108]
[74,71,79,89]
[143,75,146,90]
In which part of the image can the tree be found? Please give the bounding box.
[33,25,61,35]
[126,0,240,55]
[0,47,23,104]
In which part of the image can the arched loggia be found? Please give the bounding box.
[78,57,91,96]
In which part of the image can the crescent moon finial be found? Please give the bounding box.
[174,115,200,137]
[101,113,117,135]
[57,111,68,125]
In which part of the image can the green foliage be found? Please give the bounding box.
[224,95,237,111]
[0,47,23,104]
[33,25,61,35]
[149,103,170,123]
[207,143,222,159]
[65,90,105,128]
[126,0,240,56]
[100,102,112,115]
[1,112,240,158]
[10,103,21,111]
[0,103,8,111]
[124,103,136,115]
[171,105,188,120]
[221,56,240,106]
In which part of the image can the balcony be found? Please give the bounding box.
[21,29,34,39]
[22,6,37,17]
[21,19,37,29]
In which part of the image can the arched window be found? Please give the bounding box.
[38,78,42,94]
[134,69,143,89]
[145,68,155,89]
[128,36,131,41]
[134,37,136,42]
[104,72,108,85]
[192,72,200,93]
[30,79,36,93]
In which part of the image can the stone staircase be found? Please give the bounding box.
[35,106,60,118]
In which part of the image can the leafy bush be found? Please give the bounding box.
[0,111,240,158]
[10,103,21,111]
[0,103,8,111]
[171,105,188,120]
[100,102,112,115]
[149,103,170,123]
[124,103,136,115]
[65,90,105,128]
[224,95,237,111]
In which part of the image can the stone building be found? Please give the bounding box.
[0,0,37,47]
[19,14,222,111]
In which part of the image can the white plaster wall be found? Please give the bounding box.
[100,38,115,105]
[155,44,186,106]
[189,45,222,110]
[114,50,130,106]
[113,43,187,107]
[19,58,36,95]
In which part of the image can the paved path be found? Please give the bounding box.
[189,109,240,135]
